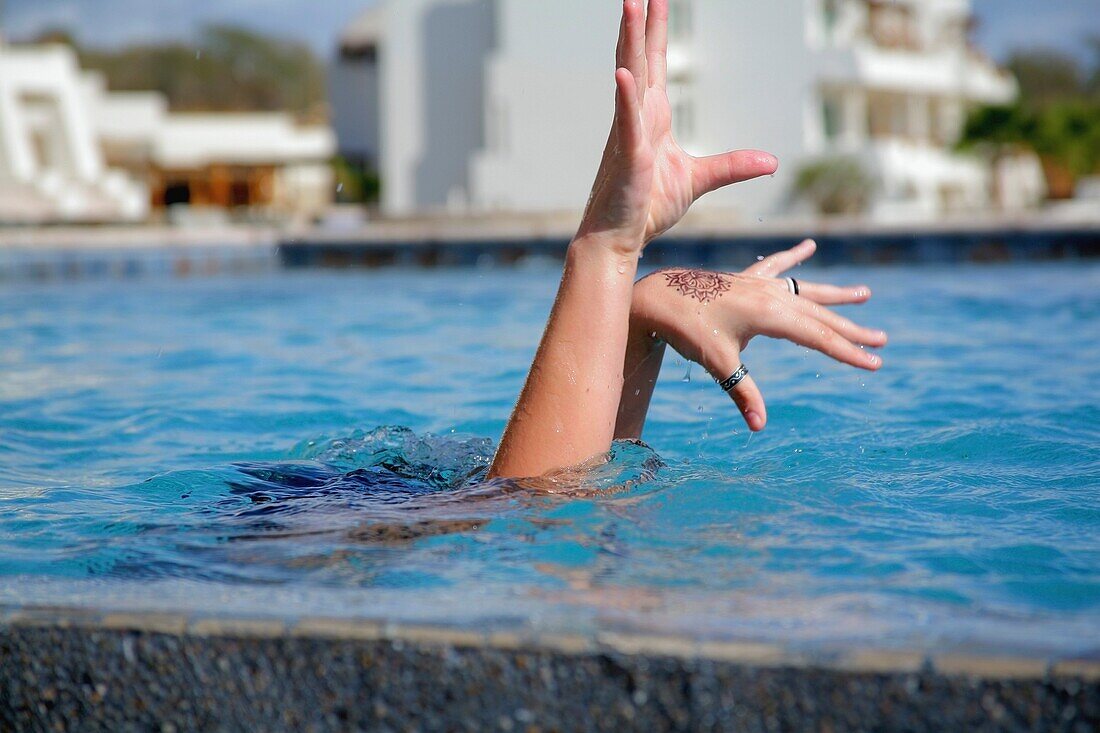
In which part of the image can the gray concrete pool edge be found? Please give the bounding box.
[2,605,1096,731]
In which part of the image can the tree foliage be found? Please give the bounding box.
[793,157,873,215]
[960,46,1100,190]
[1006,50,1089,109]
[35,26,327,118]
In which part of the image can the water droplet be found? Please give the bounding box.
[815,373,820,379]
[712,329,719,337]
[681,363,692,382]
[757,217,764,223]
[617,264,626,274]
[336,183,344,193]
[634,389,641,396]
[756,255,765,261]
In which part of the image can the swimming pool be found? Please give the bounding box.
[1,261,1097,656]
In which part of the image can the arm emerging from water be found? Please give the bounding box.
[489,0,778,479]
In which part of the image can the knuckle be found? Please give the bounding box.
[763,295,786,317]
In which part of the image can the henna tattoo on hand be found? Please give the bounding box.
[663,269,733,304]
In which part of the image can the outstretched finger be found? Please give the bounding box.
[617,0,647,100]
[794,281,873,306]
[786,295,888,347]
[692,150,779,199]
[761,304,883,371]
[614,68,644,147]
[702,346,768,432]
[745,239,817,277]
[728,372,767,432]
[645,0,669,89]
[715,366,767,432]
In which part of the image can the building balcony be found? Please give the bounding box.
[858,137,990,217]
[816,43,1016,105]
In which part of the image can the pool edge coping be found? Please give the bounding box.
[4,603,1096,682]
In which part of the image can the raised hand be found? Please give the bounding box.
[618,240,888,437]
[491,2,790,479]
[577,0,779,252]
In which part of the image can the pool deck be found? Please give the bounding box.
[2,604,1096,731]
[1,215,1098,280]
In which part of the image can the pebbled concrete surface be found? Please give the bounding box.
[1,607,1097,732]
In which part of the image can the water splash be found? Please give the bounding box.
[5,428,663,585]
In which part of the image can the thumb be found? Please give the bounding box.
[692,150,778,199]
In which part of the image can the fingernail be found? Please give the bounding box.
[746,411,764,431]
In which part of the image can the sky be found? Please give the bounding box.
[3,0,1099,64]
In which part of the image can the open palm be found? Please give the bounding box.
[578,0,779,250]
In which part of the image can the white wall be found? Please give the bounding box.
[0,43,149,221]
[367,0,1026,220]
[470,0,620,214]
[469,0,811,219]
[391,0,816,219]
[380,0,495,215]
[690,0,816,216]
[0,45,104,184]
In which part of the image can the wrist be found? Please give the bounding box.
[567,233,641,274]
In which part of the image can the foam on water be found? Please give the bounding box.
[0,263,1097,654]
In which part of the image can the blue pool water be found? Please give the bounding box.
[1,262,1098,654]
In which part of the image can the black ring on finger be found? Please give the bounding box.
[717,364,749,393]
[786,277,800,296]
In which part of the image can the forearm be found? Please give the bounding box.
[489,236,640,479]
[614,288,666,440]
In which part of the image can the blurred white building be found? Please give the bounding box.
[334,0,1042,221]
[0,42,147,222]
[0,39,336,224]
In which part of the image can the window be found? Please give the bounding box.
[668,0,693,40]
[822,0,840,40]
[340,44,378,64]
[822,96,842,143]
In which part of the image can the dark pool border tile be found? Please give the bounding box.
[2,604,1097,731]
